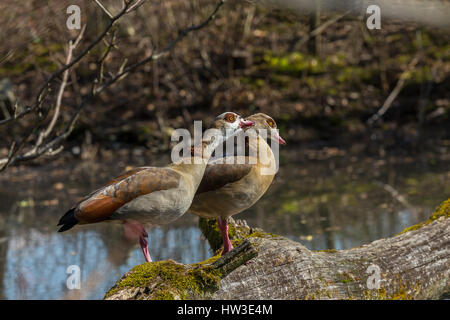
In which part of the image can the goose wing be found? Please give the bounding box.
[58,167,180,230]
[196,157,253,194]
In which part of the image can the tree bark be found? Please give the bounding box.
[105,199,449,300]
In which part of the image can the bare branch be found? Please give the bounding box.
[94,0,114,19]
[95,0,227,93]
[367,56,420,125]
[374,181,418,214]
[0,26,86,171]
[290,11,350,51]
[126,0,146,13]
[0,0,227,171]
[0,2,132,126]
[0,142,16,171]
[43,25,86,138]
[94,28,118,93]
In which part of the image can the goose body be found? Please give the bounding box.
[188,113,285,254]
[58,112,253,262]
[190,147,275,219]
[88,163,203,225]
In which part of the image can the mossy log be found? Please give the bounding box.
[105,199,450,300]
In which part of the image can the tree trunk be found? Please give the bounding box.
[105,199,450,300]
[307,1,321,55]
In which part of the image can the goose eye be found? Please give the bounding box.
[267,119,275,128]
[225,113,236,122]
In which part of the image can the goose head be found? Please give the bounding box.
[244,113,286,145]
[213,112,254,137]
[193,112,254,158]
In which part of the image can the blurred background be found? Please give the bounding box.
[0,0,448,299]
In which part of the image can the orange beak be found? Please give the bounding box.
[272,131,286,145]
[240,119,254,128]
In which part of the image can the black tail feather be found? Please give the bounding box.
[57,208,78,232]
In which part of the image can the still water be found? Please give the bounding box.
[0,145,448,299]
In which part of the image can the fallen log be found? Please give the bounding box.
[104,199,449,300]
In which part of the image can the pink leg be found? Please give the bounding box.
[123,220,152,262]
[218,218,233,255]
[139,236,152,263]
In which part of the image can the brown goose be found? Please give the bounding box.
[57,112,254,262]
[189,113,286,254]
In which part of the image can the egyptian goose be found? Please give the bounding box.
[57,112,254,262]
[189,113,286,255]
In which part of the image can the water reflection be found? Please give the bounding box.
[241,148,448,250]
[0,147,448,299]
[2,216,210,299]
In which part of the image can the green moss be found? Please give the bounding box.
[199,218,279,253]
[336,272,356,284]
[315,249,338,253]
[391,290,410,300]
[193,254,221,266]
[280,200,300,213]
[340,279,353,284]
[428,198,450,220]
[199,218,224,252]
[104,260,222,300]
[105,220,266,300]
[263,51,348,75]
[152,290,175,300]
[240,77,266,89]
[400,224,422,234]
[247,230,278,238]
[398,198,450,235]
[105,219,266,300]
[363,288,388,300]
[363,287,410,300]
[362,275,425,300]
[0,42,61,76]
[310,289,334,299]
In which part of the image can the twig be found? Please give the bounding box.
[44,26,86,138]
[374,181,418,214]
[289,11,350,51]
[94,28,118,93]
[0,142,16,171]
[94,0,114,19]
[126,0,146,13]
[367,56,420,125]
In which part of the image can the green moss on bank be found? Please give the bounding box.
[104,260,222,300]
[398,198,450,235]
